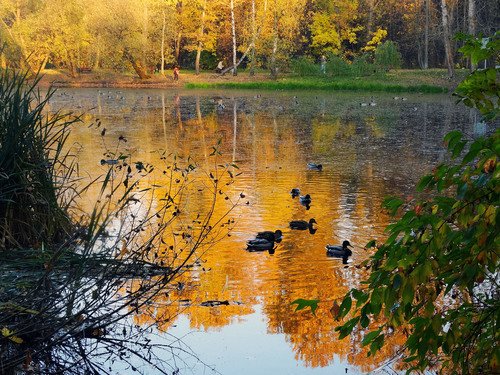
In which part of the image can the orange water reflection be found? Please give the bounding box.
[49,89,475,373]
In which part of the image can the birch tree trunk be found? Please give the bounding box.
[468,0,476,70]
[441,0,454,78]
[195,0,207,75]
[219,0,267,76]
[161,9,166,76]
[423,0,429,69]
[175,31,182,63]
[270,0,278,80]
[249,0,256,76]
[230,0,237,76]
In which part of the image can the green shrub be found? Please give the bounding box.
[290,56,320,76]
[350,55,376,76]
[374,40,402,71]
[325,54,350,76]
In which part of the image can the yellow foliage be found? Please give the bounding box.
[362,28,388,52]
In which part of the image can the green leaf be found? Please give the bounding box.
[338,296,352,318]
[291,299,320,316]
[383,197,404,215]
[365,239,377,248]
[352,289,369,307]
[336,317,360,339]
[463,139,484,163]
[402,281,414,305]
[393,273,403,290]
[417,174,434,191]
[369,334,385,354]
[362,329,382,346]
[360,314,370,328]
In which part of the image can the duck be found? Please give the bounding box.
[299,194,311,210]
[290,218,317,231]
[100,159,119,165]
[256,229,283,242]
[299,194,311,205]
[307,163,323,171]
[290,188,300,198]
[246,238,275,251]
[326,240,353,257]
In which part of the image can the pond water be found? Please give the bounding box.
[48,88,486,374]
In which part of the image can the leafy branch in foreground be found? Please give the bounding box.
[335,130,498,373]
[333,34,499,374]
[453,32,499,120]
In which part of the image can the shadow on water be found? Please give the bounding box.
[49,88,485,374]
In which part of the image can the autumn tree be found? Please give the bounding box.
[309,0,361,57]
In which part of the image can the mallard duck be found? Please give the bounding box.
[326,240,353,257]
[290,188,300,198]
[290,218,317,230]
[246,238,275,251]
[256,230,283,242]
[307,163,323,171]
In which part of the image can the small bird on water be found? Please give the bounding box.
[307,163,323,171]
[326,240,353,257]
[256,230,283,242]
[289,218,317,231]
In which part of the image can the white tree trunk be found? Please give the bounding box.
[423,0,429,69]
[270,0,278,79]
[468,0,476,70]
[441,0,454,78]
[249,0,256,76]
[161,9,166,76]
[230,0,237,76]
[195,0,207,75]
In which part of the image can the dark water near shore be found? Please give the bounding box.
[48,88,487,374]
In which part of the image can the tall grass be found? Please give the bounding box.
[185,80,447,93]
[0,69,79,250]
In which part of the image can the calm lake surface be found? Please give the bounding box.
[48,88,487,374]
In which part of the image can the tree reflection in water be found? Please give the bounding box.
[51,89,477,373]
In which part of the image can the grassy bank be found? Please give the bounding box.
[185,79,447,93]
[36,68,468,93]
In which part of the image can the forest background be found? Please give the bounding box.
[0,0,498,80]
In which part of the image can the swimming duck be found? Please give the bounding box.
[307,163,323,171]
[100,159,119,165]
[290,218,317,230]
[256,230,283,242]
[246,238,275,251]
[326,240,353,257]
[299,194,311,205]
[290,188,300,198]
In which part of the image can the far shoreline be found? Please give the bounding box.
[36,68,467,93]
